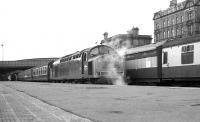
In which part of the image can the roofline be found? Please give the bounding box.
[163,34,200,48]
[16,58,58,61]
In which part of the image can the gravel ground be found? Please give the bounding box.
[1,81,200,122]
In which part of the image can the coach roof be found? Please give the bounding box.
[163,34,200,48]
[126,41,166,55]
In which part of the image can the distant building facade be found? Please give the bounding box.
[154,0,200,42]
[101,27,152,50]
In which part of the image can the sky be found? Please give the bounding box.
[0,0,184,61]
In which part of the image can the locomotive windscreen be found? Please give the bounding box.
[90,46,115,57]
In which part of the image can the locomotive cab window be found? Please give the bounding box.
[181,45,194,64]
[90,46,115,57]
[90,47,99,57]
[99,46,114,55]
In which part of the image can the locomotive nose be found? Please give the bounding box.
[95,54,124,78]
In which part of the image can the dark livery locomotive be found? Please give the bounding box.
[17,45,124,84]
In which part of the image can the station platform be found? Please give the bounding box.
[0,83,92,122]
[1,81,200,122]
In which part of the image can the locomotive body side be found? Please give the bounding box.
[49,51,88,81]
[49,45,124,84]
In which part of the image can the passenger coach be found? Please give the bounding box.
[125,41,164,83]
[162,36,200,81]
[126,35,200,84]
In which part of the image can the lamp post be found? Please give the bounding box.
[1,43,3,61]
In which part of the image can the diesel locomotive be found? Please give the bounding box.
[17,45,124,84]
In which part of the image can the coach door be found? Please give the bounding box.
[81,52,87,76]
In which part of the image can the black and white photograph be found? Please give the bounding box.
[0,0,200,121]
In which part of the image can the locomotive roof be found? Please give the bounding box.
[126,41,166,55]
[163,34,200,48]
[54,45,113,64]
[61,45,113,58]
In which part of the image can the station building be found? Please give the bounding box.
[154,0,200,42]
[101,27,152,50]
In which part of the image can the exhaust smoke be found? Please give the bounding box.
[102,47,128,85]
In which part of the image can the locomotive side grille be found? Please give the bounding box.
[88,61,93,75]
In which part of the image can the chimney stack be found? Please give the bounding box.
[133,27,139,36]
[170,0,177,7]
[127,26,139,36]
[103,32,108,40]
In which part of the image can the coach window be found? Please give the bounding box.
[163,52,168,64]
[181,45,194,64]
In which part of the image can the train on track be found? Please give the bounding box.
[16,35,200,85]
[125,35,200,84]
[17,45,124,84]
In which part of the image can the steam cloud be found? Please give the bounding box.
[103,52,126,85]
[103,39,131,85]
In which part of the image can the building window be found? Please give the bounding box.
[181,45,194,64]
[171,28,174,37]
[188,24,193,35]
[163,31,166,38]
[156,23,159,29]
[167,30,170,37]
[188,12,192,20]
[167,20,169,26]
[158,33,160,40]
[176,17,179,24]
[176,28,179,36]
[181,16,184,23]
[155,34,159,41]
[163,21,165,27]
[171,18,174,25]
[180,26,184,35]
[163,52,168,64]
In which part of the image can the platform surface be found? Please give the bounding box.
[0,82,92,122]
[1,81,200,122]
